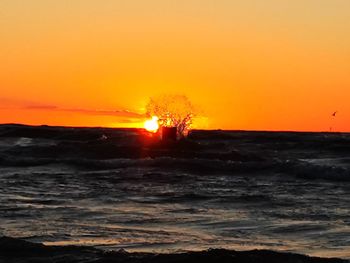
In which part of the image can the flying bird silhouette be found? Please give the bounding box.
[332,111,338,117]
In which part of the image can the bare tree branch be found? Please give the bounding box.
[146,95,195,138]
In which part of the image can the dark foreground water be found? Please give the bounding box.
[0,124,349,259]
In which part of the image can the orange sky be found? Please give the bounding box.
[1,0,349,131]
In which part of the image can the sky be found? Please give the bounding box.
[1,0,349,131]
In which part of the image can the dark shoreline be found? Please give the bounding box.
[1,123,349,134]
[0,237,347,263]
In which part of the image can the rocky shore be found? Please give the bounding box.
[0,237,347,263]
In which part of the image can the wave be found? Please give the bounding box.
[1,125,349,182]
[1,154,349,182]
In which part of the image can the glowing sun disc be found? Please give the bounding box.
[144,116,159,132]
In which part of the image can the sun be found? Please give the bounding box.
[144,116,159,133]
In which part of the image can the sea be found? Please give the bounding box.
[0,124,349,259]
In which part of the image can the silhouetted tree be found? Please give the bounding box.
[146,94,195,138]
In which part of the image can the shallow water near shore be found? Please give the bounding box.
[0,125,349,259]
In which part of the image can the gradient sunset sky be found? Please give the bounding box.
[1,0,349,131]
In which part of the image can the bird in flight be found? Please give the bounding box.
[332,111,338,117]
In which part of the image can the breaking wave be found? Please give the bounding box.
[0,154,349,181]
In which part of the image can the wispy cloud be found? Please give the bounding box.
[0,97,145,119]
[25,105,145,118]
[25,104,58,110]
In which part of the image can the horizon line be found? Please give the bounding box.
[1,123,349,134]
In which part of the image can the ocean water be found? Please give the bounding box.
[0,125,349,259]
